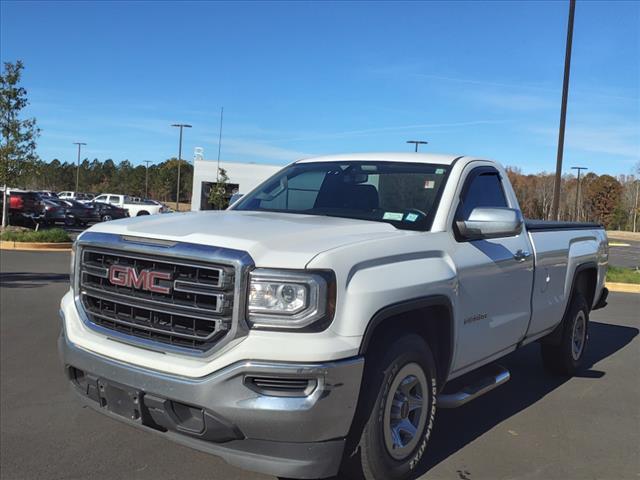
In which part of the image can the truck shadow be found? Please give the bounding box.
[0,272,70,289]
[416,320,638,478]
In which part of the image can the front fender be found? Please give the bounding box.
[306,232,458,339]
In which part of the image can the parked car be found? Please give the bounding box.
[93,193,163,216]
[37,190,59,198]
[60,153,608,480]
[61,200,101,226]
[58,191,95,204]
[145,199,173,213]
[92,202,130,222]
[42,199,69,225]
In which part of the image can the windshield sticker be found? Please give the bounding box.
[424,180,435,189]
[435,168,445,175]
[405,213,419,222]
[383,212,404,221]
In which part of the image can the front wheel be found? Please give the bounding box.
[347,334,437,480]
[101,215,112,222]
[541,293,590,376]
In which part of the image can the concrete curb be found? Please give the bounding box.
[0,240,73,252]
[606,282,640,294]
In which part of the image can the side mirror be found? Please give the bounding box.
[457,207,523,240]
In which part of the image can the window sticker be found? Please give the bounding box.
[435,168,445,175]
[383,212,404,221]
[424,180,435,189]
[405,213,419,222]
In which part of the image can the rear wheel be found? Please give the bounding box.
[541,293,590,376]
[101,214,112,222]
[345,334,437,480]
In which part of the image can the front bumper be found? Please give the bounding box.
[59,329,364,479]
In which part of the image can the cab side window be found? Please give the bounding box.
[456,171,507,221]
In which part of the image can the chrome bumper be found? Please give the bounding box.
[58,329,364,479]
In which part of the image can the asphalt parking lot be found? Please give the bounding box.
[608,238,640,269]
[1,250,639,480]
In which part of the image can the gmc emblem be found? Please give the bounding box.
[108,265,172,294]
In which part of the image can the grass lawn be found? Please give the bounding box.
[0,227,71,243]
[607,266,640,285]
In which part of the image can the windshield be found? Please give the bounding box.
[233,161,450,230]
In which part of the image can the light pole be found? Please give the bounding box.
[171,124,192,211]
[73,142,87,193]
[571,166,587,221]
[144,160,152,199]
[633,179,639,233]
[406,140,428,152]
[551,0,576,220]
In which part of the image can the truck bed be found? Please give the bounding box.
[524,221,607,341]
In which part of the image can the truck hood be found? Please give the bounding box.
[86,210,408,268]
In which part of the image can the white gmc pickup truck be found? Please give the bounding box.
[59,153,609,480]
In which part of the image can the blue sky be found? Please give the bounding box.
[1,0,638,174]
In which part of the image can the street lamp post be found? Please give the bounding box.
[144,160,152,199]
[73,142,87,193]
[633,179,639,233]
[571,166,587,221]
[171,124,192,211]
[406,140,428,152]
[551,0,576,220]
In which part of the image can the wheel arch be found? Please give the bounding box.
[573,263,598,310]
[542,261,597,346]
[359,295,454,389]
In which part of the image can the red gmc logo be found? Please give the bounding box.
[108,265,172,294]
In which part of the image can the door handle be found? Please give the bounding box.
[514,249,532,262]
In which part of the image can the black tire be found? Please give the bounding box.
[64,216,76,227]
[137,210,150,216]
[345,334,437,480]
[541,293,589,376]
[101,215,112,222]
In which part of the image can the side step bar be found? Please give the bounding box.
[438,364,510,409]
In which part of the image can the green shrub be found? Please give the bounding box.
[0,228,71,243]
[606,266,640,285]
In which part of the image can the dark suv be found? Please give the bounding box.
[8,191,45,226]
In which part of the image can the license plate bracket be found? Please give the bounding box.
[98,379,142,421]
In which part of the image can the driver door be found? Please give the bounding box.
[450,165,534,374]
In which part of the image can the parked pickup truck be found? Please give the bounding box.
[93,193,164,216]
[59,153,608,480]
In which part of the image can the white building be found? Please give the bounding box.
[190,157,283,211]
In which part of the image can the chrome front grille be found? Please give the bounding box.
[78,247,236,351]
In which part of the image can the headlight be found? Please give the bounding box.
[247,269,335,330]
